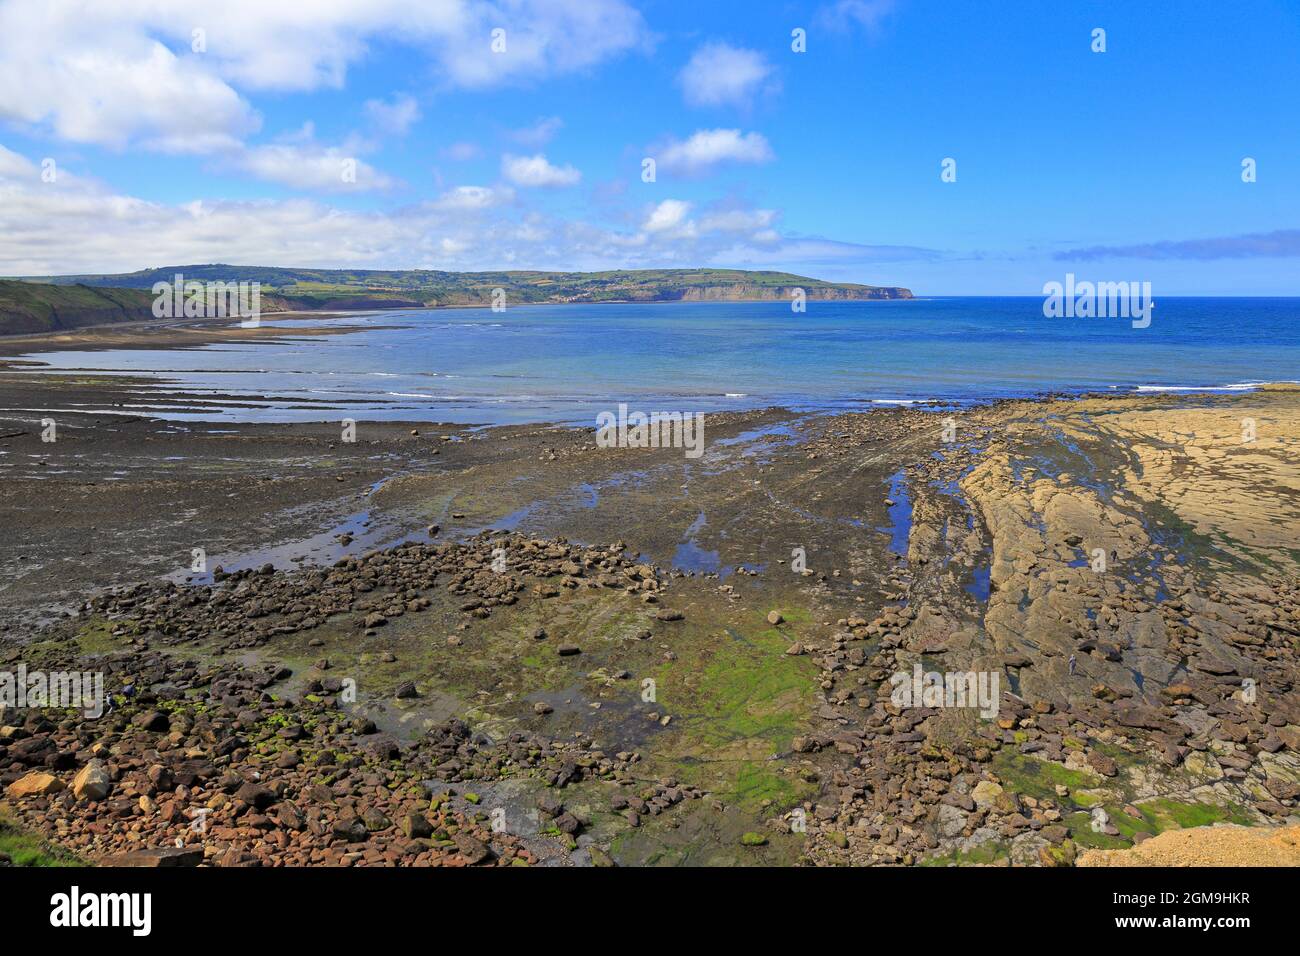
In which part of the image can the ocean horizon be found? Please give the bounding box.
[16,295,1300,425]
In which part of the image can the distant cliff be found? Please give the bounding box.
[2,267,912,335]
[673,283,909,302]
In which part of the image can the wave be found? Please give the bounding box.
[1132,381,1283,393]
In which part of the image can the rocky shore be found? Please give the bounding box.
[2,374,1298,866]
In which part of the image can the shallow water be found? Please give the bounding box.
[17,297,1300,425]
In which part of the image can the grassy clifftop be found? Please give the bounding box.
[0,280,156,336]
[2,266,913,335]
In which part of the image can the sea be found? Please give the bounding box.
[16,296,1300,425]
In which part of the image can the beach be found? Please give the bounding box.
[2,311,1298,866]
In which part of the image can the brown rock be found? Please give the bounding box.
[1087,752,1118,777]
[402,812,433,839]
[453,832,491,864]
[100,847,203,867]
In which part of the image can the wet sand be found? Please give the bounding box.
[0,310,375,360]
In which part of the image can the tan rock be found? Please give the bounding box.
[1278,726,1300,752]
[1183,750,1224,781]
[6,771,64,798]
[71,759,111,801]
[971,780,1003,809]
[1080,824,1300,867]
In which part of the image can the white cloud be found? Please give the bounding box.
[0,15,257,153]
[501,153,581,188]
[508,116,563,147]
[0,142,36,178]
[431,184,515,211]
[431,2,650,89]
[364,93,420,135]
[658,129,773,175]
[0,150,433,274]
[232,140,397,192]
[0,0,648,152]
[816,0,898,33]
[0,143,902,277]
[643,199,694,235]
[678,43,775,108]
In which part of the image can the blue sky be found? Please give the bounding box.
[1,0,1298,293]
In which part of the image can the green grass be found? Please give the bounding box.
[0,815,82,867]
[0,278,153,335]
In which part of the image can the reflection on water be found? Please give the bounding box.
[17,297,1300,425]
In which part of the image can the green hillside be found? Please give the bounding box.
[0,280,156,335]
[2,266,912,335]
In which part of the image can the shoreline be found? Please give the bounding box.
[3,355,1294,436]
[3,306,1297,430]
[3,368,1295,437]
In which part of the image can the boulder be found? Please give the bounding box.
[132,711,170,733]
[100,847,203,867]
[588,846,616,867]
[971,780,1004,809]
[453,832,491,864]
[71,760,111,801]
[1086,751,1118,777]
[234,782,275,810]
[5,771,63,798]
[402,812,433,839]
